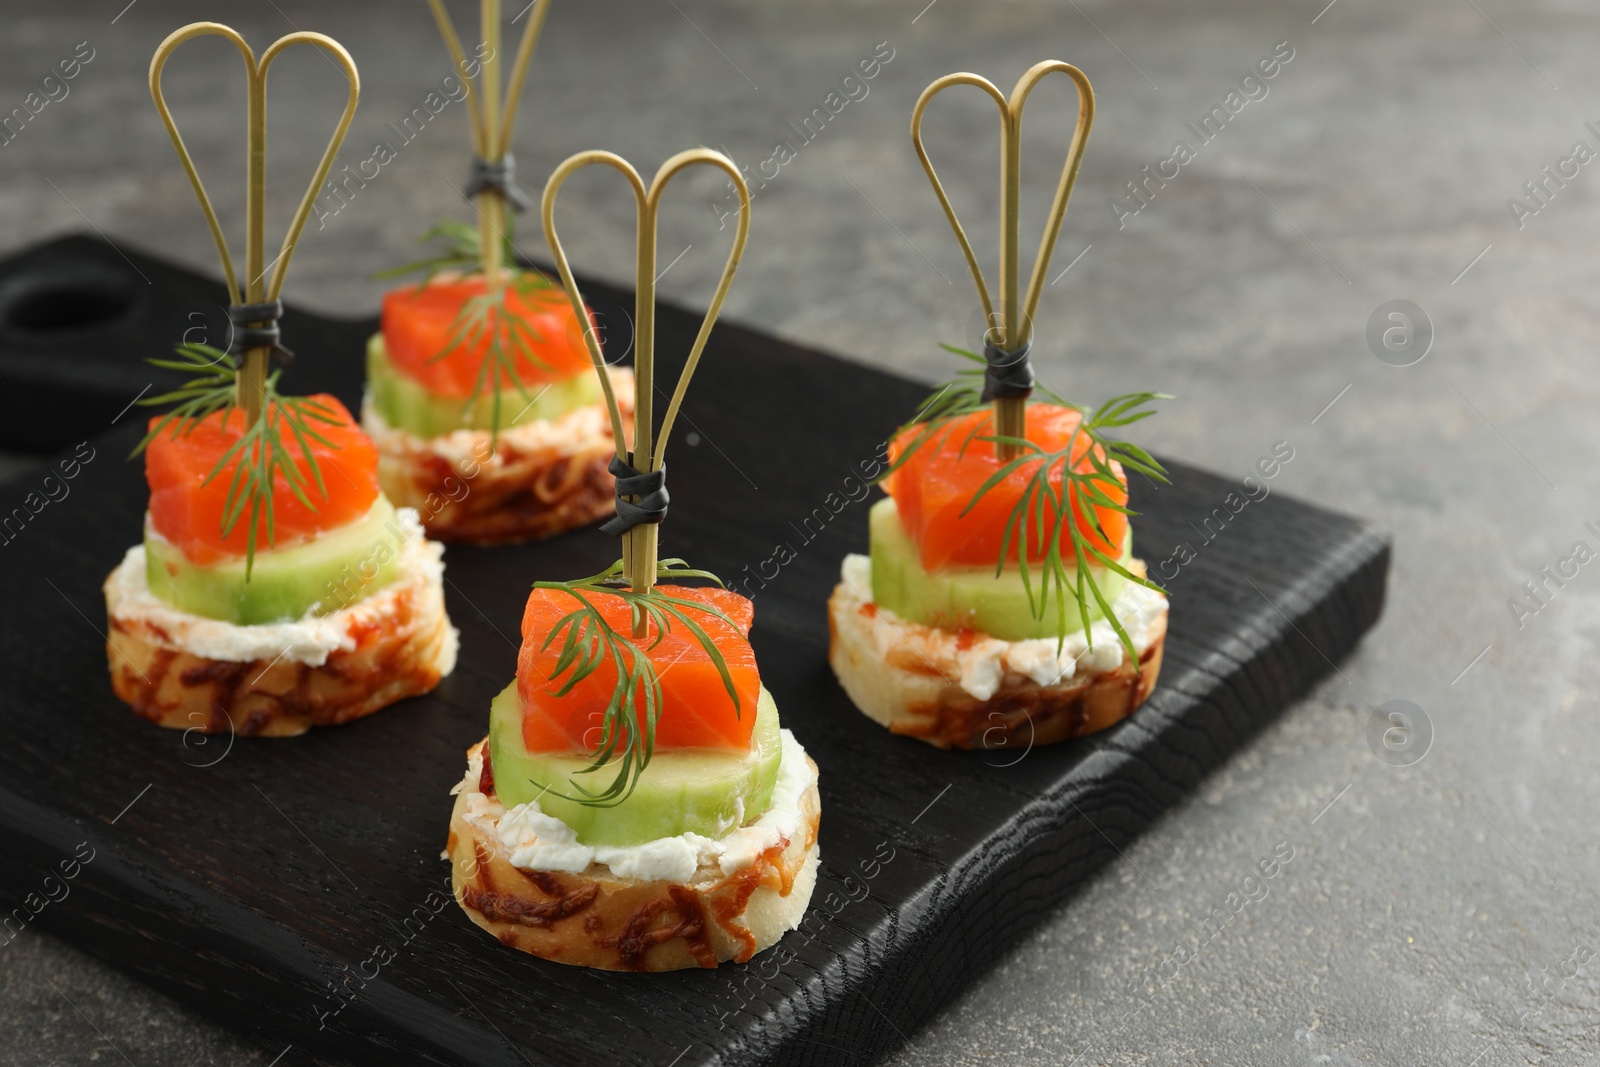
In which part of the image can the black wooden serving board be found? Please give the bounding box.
[0,236,1388,1067]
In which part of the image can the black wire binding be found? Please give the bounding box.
[600,454,669,535]
[463,153,533,213]
[228,300,294,364]
[981,338,1035,402]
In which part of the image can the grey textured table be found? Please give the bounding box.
[1,1,1595,1064]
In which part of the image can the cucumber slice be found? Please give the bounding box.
[487,680,783,848]
[144,497,406,625]
[869,497,1131,641]
[366,333,602,436]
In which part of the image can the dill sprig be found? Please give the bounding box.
[373,217,516,285]
[133,343,342,578]
[528,559,741,808]
[375,217,566,439]
[885,344,1171,662]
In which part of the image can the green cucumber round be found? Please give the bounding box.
[869,497,1131,641]
[144,496,406,625]
[486,680,783,848]
[366,333,602,437]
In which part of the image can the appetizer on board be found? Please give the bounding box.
[105,24,456,738]
[829,63,1170,750]
[446,149,819,971]
[364,0,633,544]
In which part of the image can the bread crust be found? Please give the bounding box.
[105,555,457,739]
[827,574,1166,751]
[447,741,821,971]
[363,370,634,546]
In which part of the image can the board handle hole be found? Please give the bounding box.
[0,270,140,335]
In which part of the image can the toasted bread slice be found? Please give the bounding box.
[447,738,820,971]
[362,369,634,546]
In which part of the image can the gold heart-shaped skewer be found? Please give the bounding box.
[149,22,359,420]
[911,61,1094,453]
[541,149,752,600]
[425,0,553,292]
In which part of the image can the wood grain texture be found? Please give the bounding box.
[0,237,1388,1067]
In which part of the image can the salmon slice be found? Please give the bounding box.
[380,275,593,398]
[144,394,379,565]
[517,584,761,753]
[883,405,1128,570]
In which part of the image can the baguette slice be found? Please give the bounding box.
[447,739,820,971]
[362,369,634,546]
[104,527,457,738]
[827,560,1166,750]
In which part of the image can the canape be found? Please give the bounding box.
[828,61,1169,750]
[365,0,631,544]
[107,396,458,737]
[109,23,457,737]
[446,146,818,970]
[828,405,1168,749]
[365,271,634,544]
[445,579,820,970]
